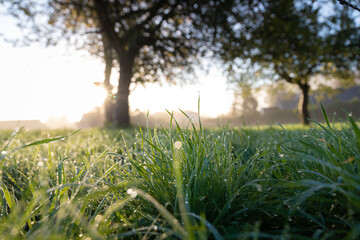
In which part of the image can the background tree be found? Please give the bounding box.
[221,0,360,125]
[93,33,116,124]
[228,66,260,115]
[231,86,258,116]
[2,0,233,126]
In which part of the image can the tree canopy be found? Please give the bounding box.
[3,0,358,126]
[221,0,360,125]
[2,0,233,126]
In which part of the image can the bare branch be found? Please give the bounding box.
[337,0,360,12]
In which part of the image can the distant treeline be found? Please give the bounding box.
[127,99,360,128]
[226,99,360,127]
[76,99,360,129]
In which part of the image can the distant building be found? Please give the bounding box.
[270,86,360,110]
[325,86,360,103]
[0,120,47,130]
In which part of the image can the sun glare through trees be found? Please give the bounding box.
[0,1,359,239]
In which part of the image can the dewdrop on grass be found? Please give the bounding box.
[95,214,103,222]
[127,188,138,198]
[1,151,8,156]
[174,141,182,149]
[10,227,18,236]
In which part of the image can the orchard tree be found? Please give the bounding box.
[222,0,360,125]
[228,66,260,115]
[2,0,232,126]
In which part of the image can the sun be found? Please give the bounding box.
[0,42,233,125]
[129,67,233,117]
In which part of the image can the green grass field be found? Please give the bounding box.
[0,107,359,239]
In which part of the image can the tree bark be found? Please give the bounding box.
[103,34,114,124]
[298,83,310,125]
[114,51,135,126]
[94,1,135,126]
[103,61,114,124]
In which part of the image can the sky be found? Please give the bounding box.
[0,12,234,123]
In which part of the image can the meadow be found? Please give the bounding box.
[0,106,359,240]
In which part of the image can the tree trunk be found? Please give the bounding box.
[298,83,310,125]
[113,52,135,126]
[93,0,130,126]
[103,38,114,124]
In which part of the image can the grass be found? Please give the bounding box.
[0,106,359,239]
